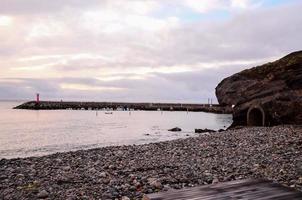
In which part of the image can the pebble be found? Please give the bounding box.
[62,166,71,171]
[37,190,49,199]
[16,174,25,179]
[0,126,301,199]
[212,178,219,184]
[99,172,107,178]
[150,180,162,189]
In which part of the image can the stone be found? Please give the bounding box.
[99,172,107,178]
[204,172,213,177]
[216,51,302,127]
[16,174,25,179]
[142,194,151,200]
[37,190,49,199]
[103,179,110,184]
[62,166,71,171]
[163,185,170,191]
[168,127,182,132]
[212,178,219,184]
[147,178,157,184]
[195,129,216,133]
[1,126,302,199]
[116,150,124,157]
[150,180,162,189]
[108,165,116,170]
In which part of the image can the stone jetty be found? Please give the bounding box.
[14,101,231,114]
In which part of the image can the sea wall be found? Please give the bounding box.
[14,101,232,114]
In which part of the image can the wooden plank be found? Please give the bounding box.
[147,179,302,200]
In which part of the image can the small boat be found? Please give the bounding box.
[105,112,113,114]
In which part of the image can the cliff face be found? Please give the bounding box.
[216,51,302,127]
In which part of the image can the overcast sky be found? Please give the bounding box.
[0,0,301,103]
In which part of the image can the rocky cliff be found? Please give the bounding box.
[216,51,302,127]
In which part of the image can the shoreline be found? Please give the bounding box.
[1,126,301,199]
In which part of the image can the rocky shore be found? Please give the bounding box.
[1,126,301,199]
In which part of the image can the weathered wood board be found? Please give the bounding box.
[147,179,302,200]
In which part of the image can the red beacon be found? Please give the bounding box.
[36,93,40,103]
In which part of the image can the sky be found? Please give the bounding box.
[0,0,301,103]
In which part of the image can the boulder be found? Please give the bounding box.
[168,127,182,132]
[216,51,302,127]
[195,129,216,133]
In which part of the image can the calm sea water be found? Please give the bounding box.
[0,101,232,159]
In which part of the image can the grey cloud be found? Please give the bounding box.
[0,78,60,98]
[0,64,242,103]
[0,84,31,100]
[18,2,302,70]
[0,0,102,15]
[1,1,302,102]
[158,2,302,65]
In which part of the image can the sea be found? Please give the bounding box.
[0,101,232,159]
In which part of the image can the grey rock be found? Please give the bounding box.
[195,129,216,133]
[212,178,219,184]
[99,172,107,178]
[62,166,71,171]
[37,190,49,199]
[168,127,181,132]
[16,174,25,179]
[150,180,162,189]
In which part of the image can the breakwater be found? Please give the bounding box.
[14,101,231,114]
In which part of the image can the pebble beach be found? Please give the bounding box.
[1,126,301,199]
